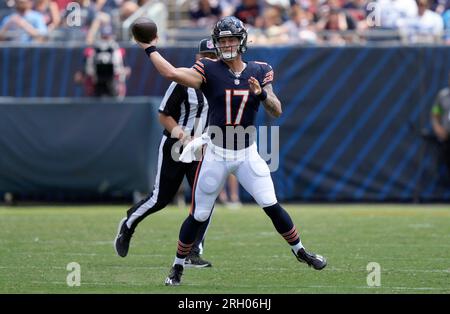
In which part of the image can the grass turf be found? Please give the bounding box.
[0,204,449,294]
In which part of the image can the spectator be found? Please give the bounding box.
[137,0,151,6]
[266,0,291,7]
[430,0,450,14]
[398,0,444,43]
[431,72,450,178]
[283,4,318,43]
[376,0,418,29]
[343,0,368,23]
[233,0,263,27]
[86,10,113,44]
[95,0,124,13]
[0,1,16,24]
[119,0,139,21]
[0,0,48,42]
[0,0,15,9]
[52,0,72,13]
[127,0,167,42]
[443,7,450,42]
[325,9,348,28]
[324,0,357,30]
[34,0,61,31]
[316,7,349,44]
[300,0,325,20]
[189,0,222,27]
[221,0,240,16]
[256,5,290,44]
[342,0,371,33]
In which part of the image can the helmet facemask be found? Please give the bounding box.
[213,34,247,61]
[213,36,242,61]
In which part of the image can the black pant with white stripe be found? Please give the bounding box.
[125,136,211,255]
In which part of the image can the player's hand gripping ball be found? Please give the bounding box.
[131,17,158,44]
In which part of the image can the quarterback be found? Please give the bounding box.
[138,16,327,285]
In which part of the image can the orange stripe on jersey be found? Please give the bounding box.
[192,66,206,83]
[193,64,205,74]
[196,60,205,67]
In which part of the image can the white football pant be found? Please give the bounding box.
[191,143,278,222]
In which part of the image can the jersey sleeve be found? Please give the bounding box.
[257,62,274,87]
[191,58,210,84]
[158,82,187,116]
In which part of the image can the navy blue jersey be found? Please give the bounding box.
[192,58,274,149]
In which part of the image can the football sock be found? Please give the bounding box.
[291,242,304,254]
[173,257,185,267]
[176,215,203,259]
[263,203,303,249]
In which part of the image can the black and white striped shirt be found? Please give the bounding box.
[158,82,209,138]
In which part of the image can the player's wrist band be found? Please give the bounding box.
[257,89,267,101]
[145,46,157,57]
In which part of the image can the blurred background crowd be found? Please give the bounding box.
[1,0,450,45]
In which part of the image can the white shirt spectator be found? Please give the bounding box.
[399,9,444,42]
[377,0,419,28]
[221,0,240,16]
[265,0,291,9]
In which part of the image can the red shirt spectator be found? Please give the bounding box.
[53,0,72,12]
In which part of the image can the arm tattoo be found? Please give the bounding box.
[261,84,282,117]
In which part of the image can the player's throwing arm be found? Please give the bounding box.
[131,22,202,89]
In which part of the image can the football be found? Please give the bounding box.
[131,17,158,43]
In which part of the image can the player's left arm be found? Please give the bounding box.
[248,77,282,118]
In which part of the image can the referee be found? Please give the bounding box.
[114,39,217,267]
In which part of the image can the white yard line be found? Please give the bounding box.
[9,252,168,258]
[24,281,449,292]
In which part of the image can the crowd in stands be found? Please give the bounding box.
[0,0,149,43]
[0,0,450,44]
[189,0,450,44]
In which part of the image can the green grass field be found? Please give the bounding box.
[0,204,449,294]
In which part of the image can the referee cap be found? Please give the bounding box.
[198,38,216,54]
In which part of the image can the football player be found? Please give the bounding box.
[137,16,327,286]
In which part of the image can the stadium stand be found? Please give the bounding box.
[0,0,449,45]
